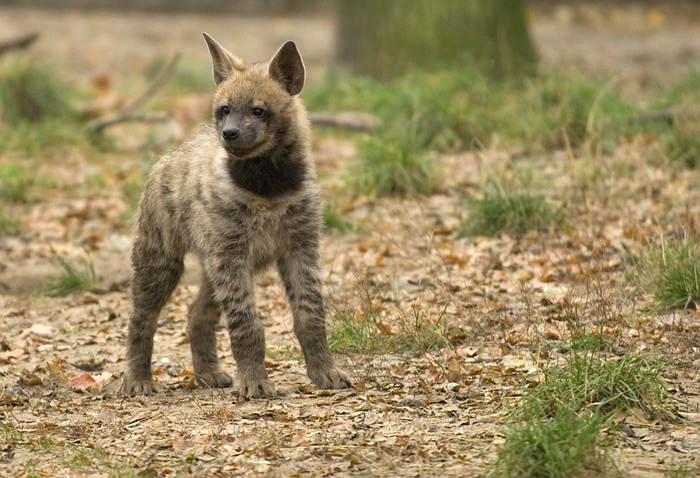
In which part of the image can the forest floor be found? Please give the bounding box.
[1,3,700,477]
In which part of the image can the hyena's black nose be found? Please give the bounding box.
[222,128,240,140]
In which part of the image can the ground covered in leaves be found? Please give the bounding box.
[1,3,700,477]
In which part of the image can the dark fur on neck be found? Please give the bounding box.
[227,144,307,198]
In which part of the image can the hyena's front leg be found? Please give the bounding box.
[122,242,184,395]
[206,261,276,399]
[278,250,352,390]
[188,274,233,389]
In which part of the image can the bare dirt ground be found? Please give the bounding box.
[1,3,700,477]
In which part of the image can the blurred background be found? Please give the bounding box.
[1,0,699,85]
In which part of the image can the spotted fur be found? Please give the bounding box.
[121,34,351,398]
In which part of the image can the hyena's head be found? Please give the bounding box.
[203,33,305,160]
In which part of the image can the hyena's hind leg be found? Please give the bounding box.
[122,241,184,395]
[188,274,233,388]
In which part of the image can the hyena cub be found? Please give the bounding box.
[121,33,351,398]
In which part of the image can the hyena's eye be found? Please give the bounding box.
[252,107,265,117]
[219,105,230,116]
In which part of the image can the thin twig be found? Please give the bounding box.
[88,52,181,133]
[0,32,39,56]
[86,112,172,132]
[122,52,182,115]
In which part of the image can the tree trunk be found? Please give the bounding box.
[337,0,537,80]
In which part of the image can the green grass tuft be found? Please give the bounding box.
[345,135,441,198]
[662,122,700,169]
[328,304,452,355]
[491,406,615,478]
[0,58,77,125]
[519,348,670,420]
[0,163,31,203]
[635,236,700,310]
[459,184,564,237]
[36,253,98,297]
[568,326,610,353]
[392,304,452,353]
[0,58,97,159]
[492,341,670,477]
[328,314,387,355]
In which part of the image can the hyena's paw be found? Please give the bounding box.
[121,374,158,396]
[309,366,352,390]
[196,369,234,389]
[237,377,277,399]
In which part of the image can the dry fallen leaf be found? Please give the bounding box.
[69,373,97,391]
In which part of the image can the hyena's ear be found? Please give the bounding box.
[203,32,245,85]
[268,41,305,96]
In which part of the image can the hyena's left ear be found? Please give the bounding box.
[203,32,246,85]
[269,41,305,96]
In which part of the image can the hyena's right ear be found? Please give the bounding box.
[203,33,245,85]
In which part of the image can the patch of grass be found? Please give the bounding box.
[329,304,453,355]
[660,68,700,107]
[491,406,615,478]
[664,462,695,478]
[0,163,30,236]
[36,252,98,297]
[459,183,564,237]
[307,68,635,153]
[308,66,641,200]
[328,313,388,355]
[323,205,356,234]
[0,118,96,159]
[0,420,18,442]
[492,340,670,477]
[393,303,452,353]
[568,326,610,353]
[307,68,496,152]
[531,73,635,149]
[519,348,670,420]
[0,58,96,159]
[345,135,441,198]
[0,207,23,236]
[662,122,700,169]
[0,163,31,203]
[4,423,137,478]
[0,58,77,125]
[635,236,700,310]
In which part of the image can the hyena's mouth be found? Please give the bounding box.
[223,139,273,160]
[226,148,268,162]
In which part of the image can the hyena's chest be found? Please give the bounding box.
[193,204,292,271]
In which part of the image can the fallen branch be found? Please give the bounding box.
[0,32,39,57]
[310,111,379,132]
[86,112,172,132]
[609,105,700,127]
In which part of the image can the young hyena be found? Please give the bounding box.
[121,33,352,399]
